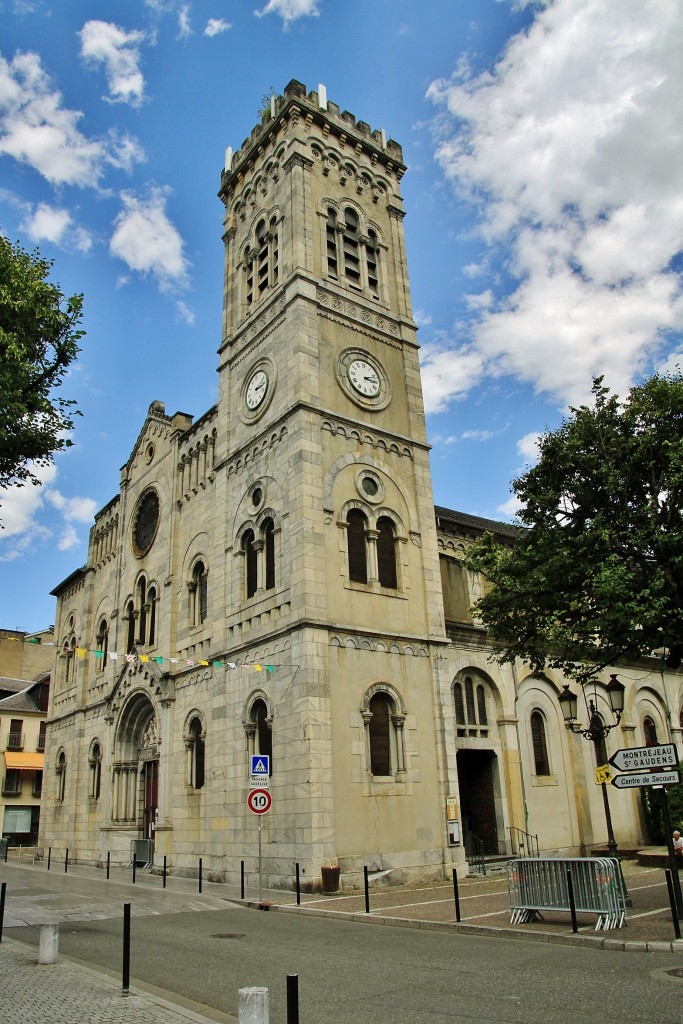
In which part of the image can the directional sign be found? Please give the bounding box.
[247,788,272,814]
[611,769,680,789]
[608,744,677,772]
[250,754,270,776]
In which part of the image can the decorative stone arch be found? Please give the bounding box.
[183,709,206,790]
[111,689,160,828]
[360,682,407,779]
[244,690,273,771]
[634,685,669,746]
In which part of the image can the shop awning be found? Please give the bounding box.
[4,751,44,771]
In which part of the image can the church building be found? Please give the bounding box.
[41,81,682,888]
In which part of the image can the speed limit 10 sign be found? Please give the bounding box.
[247,788,272,814]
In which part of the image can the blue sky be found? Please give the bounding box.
[1,0,682,632]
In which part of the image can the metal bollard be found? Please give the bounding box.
[38,924,59,964]
[163,855,167,889]
[199,857,203,893]
[122,903,131,996]
[238,986,269,1024]
[47,847,51,870]
[452,868,461,923]
[64,848,69,873]
[106,851,110,880]
[241,859,245,899]
[364,865,370,914]
[0,881,6,942]
[295,863,301,906]
[567,869,578,933]
[287,973,299,1024]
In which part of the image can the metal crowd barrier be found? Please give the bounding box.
[507,857,626,930]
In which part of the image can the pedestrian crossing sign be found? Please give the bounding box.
[250,754,270,776]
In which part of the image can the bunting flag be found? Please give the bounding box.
[0,634,276,673]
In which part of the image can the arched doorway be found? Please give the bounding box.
[113,692,160,845]
[457,749,501,855]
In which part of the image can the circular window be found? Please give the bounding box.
[133,490,160,556]
[252,487,263,508]
[355,470,384,504]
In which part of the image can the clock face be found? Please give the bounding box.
[348,359,380,397]
[245,369,268,410]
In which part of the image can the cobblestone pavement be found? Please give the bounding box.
[0,937,237,1024]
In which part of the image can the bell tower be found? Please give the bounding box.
[217,82,450,885]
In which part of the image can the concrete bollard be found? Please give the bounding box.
[38,924,59,964]
[238,986,269,1024]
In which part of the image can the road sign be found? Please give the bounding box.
[611,769,680,789]
[608,744,678,772]
[250,754,270,776]
[249,775,270,789]
[247,788,272,814]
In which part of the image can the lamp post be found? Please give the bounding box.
[558,674,625,860]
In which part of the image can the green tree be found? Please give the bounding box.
[0,237,84,504]
[466,375,683,683]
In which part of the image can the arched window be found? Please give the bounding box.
[250,698,272,772]
[56,750,66,803]
[125,600,135,653]
[263,518,275,591]
[137,576,147,644]
[369,692,391,775]
[243,530,257,598]
[342,208,361,288]
[63,639,76,684]
[347,509,368,584]
[246,216,279,307]
[191,560,208,625]
[147,585,157,646]
[643,716,658,746]
[326,207,338,279]
[366,228,379,297]
[96,618,109,670]
[530,711,550,776]
[377,516,397,589]
[453,675,490,737]
[89,742,102,800]
[454,683,465,727]
[188,717,205,790]
[362,688,407,780]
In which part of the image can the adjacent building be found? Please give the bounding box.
[0,629,52,845]
[40,82,682,887]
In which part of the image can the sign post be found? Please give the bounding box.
[247,785,272,901]
[608,743,682,919]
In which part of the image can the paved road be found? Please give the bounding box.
[2,861,683,1023]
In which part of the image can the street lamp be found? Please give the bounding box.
[558,674,625,860]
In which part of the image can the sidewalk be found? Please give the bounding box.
[0,935,237,1024]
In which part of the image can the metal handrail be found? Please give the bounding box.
[508,826,540,858]
[464,830,487,875]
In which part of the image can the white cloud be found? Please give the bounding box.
[497,495,522,520]
[0,464,96,560]
[79,20,146,107]
[516,431,541,465]
[20,202,93,253]
[426,0,683,410]
[420,342,485,414]
[178,6,192,38]
[204,19,231,37]
[255,0,320,27]
[0,50,145,187]
[110,187,189,292]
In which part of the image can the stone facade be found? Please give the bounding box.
[40,82,683,888]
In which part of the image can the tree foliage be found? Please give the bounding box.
[0,237,84,501]
[466,376,683,683]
